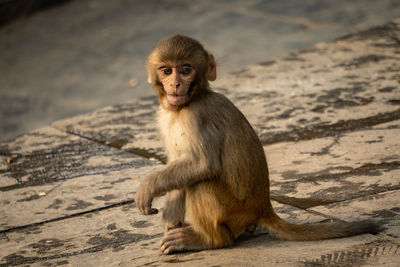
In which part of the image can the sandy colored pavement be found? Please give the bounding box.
[2,0,400,141]
[1,9,400,267]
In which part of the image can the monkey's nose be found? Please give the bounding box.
[170,74,180,88]
[171,80,180,88]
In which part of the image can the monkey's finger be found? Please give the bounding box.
[133,198,144,214]
[137,205,146,215]
[135,200,149,215]
[142,198,157,215]
[140,204,157,215]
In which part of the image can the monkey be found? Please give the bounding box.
[134,34,381,255]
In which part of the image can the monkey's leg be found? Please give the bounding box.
[160,184,236,254]
[160,223,234,254]
[162,189,187,233]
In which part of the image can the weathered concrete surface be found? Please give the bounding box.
[0,199,331,267]
[266,128,400,202]
[53,19,400,158]
[52,98,164,160]
[1,20,400,266]
[0,126,161,231]
[3,0,400,142]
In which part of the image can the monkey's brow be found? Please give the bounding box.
[157,63,192,70]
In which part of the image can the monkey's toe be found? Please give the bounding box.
[160,227,205,254]
[160,234,185,254]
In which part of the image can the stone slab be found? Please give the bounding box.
[52,98,164,160]
[1,18,399,267]
[0,126,161,231]
[52,19,400,161]
[265,126,400,204]
[0,126,160,188]
[26,236,398,267]
[0,199,354,267]
[3,0,400,142]
[0,166,160,232]
[215,20,400,145]
[337,18,400,56]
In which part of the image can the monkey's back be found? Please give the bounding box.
[182,90,271,236]
[195,91,270,202]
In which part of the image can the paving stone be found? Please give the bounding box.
[0,199,342,267]
[52,98,164,160]
[337,18,400,56]
[215,25,400,145]
[1,18,400,267]
[265,127,400,204]
[0,126,161,231]
[3,0,400,142]
[52,19,400,161]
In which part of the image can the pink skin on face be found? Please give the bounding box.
[157,63,196,108]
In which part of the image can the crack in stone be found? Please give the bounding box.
[0,136,154,192]
[55,126,166,164]
[271,161,400,205]
[0,200,134,235]
[260,108,400,145]
[286,161,400,183]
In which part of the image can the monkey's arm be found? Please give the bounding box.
[135,94,224,215]
[135,154,220,215]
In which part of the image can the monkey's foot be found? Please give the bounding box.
[160,226,206,254]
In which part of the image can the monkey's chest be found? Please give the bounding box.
[160,119,192,160]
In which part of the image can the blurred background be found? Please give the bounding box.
[1,0,400,142]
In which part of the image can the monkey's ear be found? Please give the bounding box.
[147,73,153,84]
[207,54,217,81]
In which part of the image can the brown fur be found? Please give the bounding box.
[134,34,381,254]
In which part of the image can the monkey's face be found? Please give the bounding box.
[156,63,196,109]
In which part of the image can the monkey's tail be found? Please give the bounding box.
[258,212,381,241]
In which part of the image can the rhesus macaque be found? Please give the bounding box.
[134,34,380,254]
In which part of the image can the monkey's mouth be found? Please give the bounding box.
[167,93,188,106]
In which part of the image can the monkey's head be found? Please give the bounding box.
[147,35,216,110]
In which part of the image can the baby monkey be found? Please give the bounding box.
[134,34,380,254]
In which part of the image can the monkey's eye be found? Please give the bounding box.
[162,68,172,75]
[180,66,192,75]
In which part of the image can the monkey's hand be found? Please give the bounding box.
[134,180,158,215]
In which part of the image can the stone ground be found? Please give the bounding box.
[1,17,399,266]
[2,0,400,141]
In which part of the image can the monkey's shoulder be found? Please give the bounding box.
[199,91,252,128]
[157,90,253,138]
[187,90,240,115]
